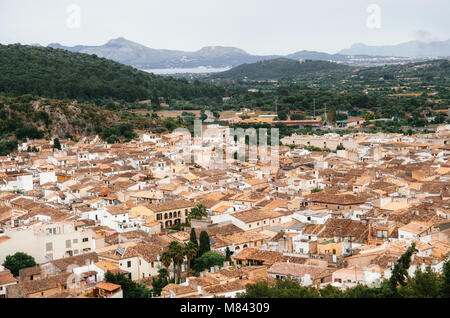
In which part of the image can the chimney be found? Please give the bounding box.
[210,266,215,273]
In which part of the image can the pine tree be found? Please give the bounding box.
[441,260,450,298]
[225,247,231,262]
[198,231,211,257]
[53,138,61,150]
[389,243,417,293]
[190,228,198,249]
[2,252,37,277]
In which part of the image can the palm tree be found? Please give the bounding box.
[189,204,208,221]
[184,241,198,275]
[169,241,185,283]
[160,251,173,280]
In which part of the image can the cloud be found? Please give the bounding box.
[412,30,441,43]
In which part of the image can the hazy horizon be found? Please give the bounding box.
[1,0,449,55]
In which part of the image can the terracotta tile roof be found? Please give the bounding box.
[268,262,332,279]
[146,199,194,212]
[46,252,98,272]
[307,192,370,205]
[105,230,152,245]
[194,224,244,238]
[303,218,369,243]
[0,271,17,285]
[19,266,41,278]
[234,248,284,266]
[162,283,197,296]
[122,243,167,263]
[6,272,72,298]
[203,280,247,294]
[95,282,121,292]
[231,209,283,223]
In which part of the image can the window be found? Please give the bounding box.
[377,230,388,238]
[127,261,131,268]
[65,240,71,248]
[46,242,53,252]
[73,239,78,244]
[82,237,89,242]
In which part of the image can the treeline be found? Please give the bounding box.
[222,84,448,125]
[0,44,227,104]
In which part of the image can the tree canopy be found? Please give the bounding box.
[2,252,37,277]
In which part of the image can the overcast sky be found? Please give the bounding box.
[0,0,448,55]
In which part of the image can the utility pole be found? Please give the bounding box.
[275,97,278,115]
[313,98,316,118]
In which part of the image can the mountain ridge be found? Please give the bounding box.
[339,39,450,57]
[47,37,449,69]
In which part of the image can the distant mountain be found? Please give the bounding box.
[47,37,442,70]
[208,58,354,81]
[339,39,450,57]
[286,50,343,61]
[48,37,277,69]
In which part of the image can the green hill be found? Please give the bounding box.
[0,44,226,103]
[209,58,354,81]
[209,57,450,88]
[354,59,450,83]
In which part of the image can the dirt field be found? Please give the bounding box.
[156,110,202,118]
[134,109,276,119]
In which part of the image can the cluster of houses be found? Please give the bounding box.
[0,123,449,298]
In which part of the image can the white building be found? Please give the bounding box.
[0,222,94,264]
